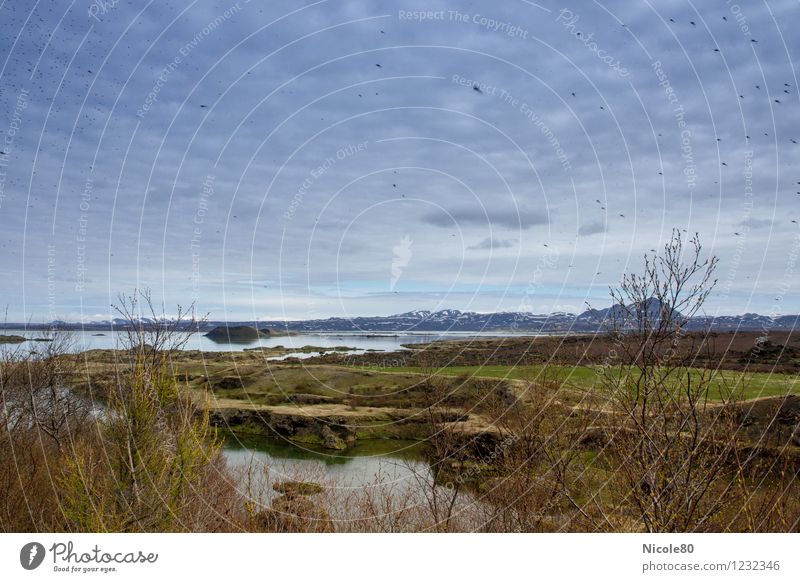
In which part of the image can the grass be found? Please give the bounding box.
[177,362,431,407]
[369,364,800,401]
[84,347,799,406]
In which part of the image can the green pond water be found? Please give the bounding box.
[221,431,432,501]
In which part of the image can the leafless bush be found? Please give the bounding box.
[467,367,611,532]
[599,231,745,532]
[57,292,233,532]
[0,330,92,531]
[112,288,207,375]
[403,370,469,532]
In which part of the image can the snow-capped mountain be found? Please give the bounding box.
[4,307,797,333]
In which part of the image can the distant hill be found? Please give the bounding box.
[204,325,269,342]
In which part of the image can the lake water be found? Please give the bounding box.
[1,329,535,354]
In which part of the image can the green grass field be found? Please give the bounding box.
[369,364,800,401]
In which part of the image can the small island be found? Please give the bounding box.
[0,334,26,343]
[204,325,280,342]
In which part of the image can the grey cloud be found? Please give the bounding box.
[741,218,774,230]
[578,222,606,236]
[0,0,798,319]
[468,237,517,250]
[421,206,549,229]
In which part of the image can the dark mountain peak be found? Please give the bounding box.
[578,297,684,326]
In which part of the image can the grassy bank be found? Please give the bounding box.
[367,364,800,400]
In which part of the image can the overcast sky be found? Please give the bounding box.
[1,0,798,322]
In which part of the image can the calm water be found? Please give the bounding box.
[1,328,535,354]
[221,432,430,502]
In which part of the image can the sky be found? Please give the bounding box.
[0,0,798,322]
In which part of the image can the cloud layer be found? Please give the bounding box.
[0,0,798,321]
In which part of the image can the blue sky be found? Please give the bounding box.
[1,0,799,322]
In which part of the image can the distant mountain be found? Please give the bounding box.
[2,306,797,333]
[256,309,579,333]
[256,304,798,333]
[575,298,685,328]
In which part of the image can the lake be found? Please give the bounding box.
[0,329,536,354]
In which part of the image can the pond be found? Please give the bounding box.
[221,431,432,503]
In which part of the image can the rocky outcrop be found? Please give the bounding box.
[209,408,360,449]
[320,425,347,450]
[273,481,324,496]
[739,340,799,366]
[733,395,800,447]
[209,405,502,455]
[213,376,245,390]
[252,480,332,532]
[209,405,461,449]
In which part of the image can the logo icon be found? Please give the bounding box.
[20,542,46,570]
[390,234,413,291]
